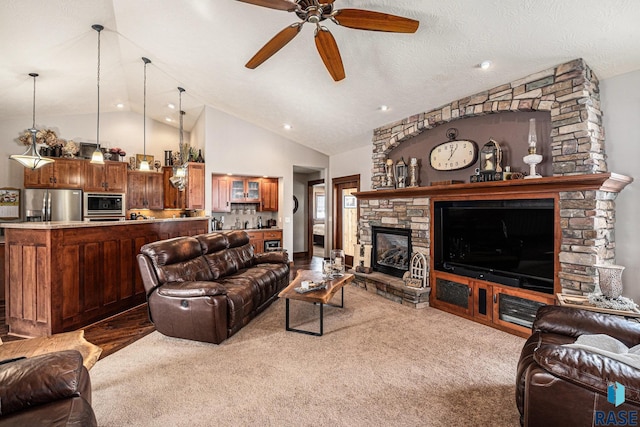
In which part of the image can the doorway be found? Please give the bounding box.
[307,179,325,259]
[333,174,360,267]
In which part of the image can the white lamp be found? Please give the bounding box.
[138,57,152,171]
[10,73,55,170]
[90,24,105,164]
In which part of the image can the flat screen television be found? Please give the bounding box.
[433,198,555,294]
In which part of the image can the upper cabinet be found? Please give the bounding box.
[127,171,163,210]
[24,158,83,189]
[211,174,231,213]
[162,162,205,210]
[260,178,278,212]
[211,174,279,212]
[230,177,261,203]
[84,161,127,192]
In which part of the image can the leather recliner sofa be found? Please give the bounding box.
[517,305,640,426]
[0,350,96,427]
[137,230,290,344]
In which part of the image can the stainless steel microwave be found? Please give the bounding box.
[83,193,126,219]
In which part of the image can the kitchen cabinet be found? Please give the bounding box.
[245,229,282,254]
[431,270,555,338]
[246,231,264,254]
[260,178,278,212]
[162,163,205,210]
[186,163,205,210]
[3,218,209,337]
[211,174,231,212]
[24,158,83,189]
[127,171,163,210]
[230,177,261,203]
[84,161,127,192]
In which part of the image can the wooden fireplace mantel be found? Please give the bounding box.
[353,173,633,200]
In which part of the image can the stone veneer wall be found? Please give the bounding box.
[360,58,619,295]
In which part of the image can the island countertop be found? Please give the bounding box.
[1,216,209,230]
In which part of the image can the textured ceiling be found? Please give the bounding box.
[2,0,640,155]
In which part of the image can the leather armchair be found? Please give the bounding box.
[0,350,96,427]
[517,305,640,426]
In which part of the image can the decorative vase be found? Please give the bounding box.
[330,249,345,277]
[595,264,625,299]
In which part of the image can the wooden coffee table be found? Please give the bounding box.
[278,269,354,336]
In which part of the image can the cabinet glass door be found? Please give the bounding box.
[231,180,245,200]
[246,180,260,200]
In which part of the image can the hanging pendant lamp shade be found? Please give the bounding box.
[90,24,105,164]
[10,73,55,170]
[139,57,151,171]
[170,86,187,190]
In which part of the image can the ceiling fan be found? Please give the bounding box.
[238,0,419,81]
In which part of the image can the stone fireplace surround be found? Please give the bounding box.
[355,58,633,302]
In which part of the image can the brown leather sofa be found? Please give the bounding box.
[517,305,640,426]
[0,350,96,427]
[137,230,290,344]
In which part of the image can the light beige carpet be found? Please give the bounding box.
[90,285,525,426]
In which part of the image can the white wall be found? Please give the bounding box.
[0,110,191,189]
[197,106,329,255]
[601,69,640,301]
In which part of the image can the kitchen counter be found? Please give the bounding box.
[3,217,209,337]
[1,216,208,230]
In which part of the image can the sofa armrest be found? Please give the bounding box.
[533,305,640,347]
[254,251,288,265]
[534,343,640,405]
[137,253,160,296]
[0,350,86,416]
[156,281,227,298]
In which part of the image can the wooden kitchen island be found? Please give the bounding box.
[2,217,208,337]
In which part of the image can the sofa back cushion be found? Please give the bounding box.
[140,236,213,284]
[225,231,255,270]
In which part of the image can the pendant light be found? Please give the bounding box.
[9,73,55,170]
[90,24,105,164]
[169,86,187,190]
[139,57,151,171]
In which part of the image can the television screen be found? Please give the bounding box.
[434,198,555,293]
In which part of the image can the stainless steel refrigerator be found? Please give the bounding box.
[23,188,83,222]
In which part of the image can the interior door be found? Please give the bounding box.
[333,175,360,268]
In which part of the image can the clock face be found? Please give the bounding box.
[429,140,478,171]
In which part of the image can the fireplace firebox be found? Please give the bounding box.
[372,226,412,278]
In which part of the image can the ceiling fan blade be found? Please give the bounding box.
[236,0,297,12]
[315,27,345,82]
[332,9,419,33]
[246,24,302,69]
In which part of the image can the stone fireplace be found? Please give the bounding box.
[355,58,633,300]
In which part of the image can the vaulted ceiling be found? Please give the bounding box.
[2,1,639,156]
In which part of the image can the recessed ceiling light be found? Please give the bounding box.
[168,103,176,109]
[116,103,124,108]
[380,105,389,111]
[480,60,492,70]
[283,124,292,130]
[165,117,172,122]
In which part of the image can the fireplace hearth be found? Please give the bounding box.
[372,226,412,278]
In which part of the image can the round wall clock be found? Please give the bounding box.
[429,139,478,171]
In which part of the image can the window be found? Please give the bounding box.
[315,194,325,219]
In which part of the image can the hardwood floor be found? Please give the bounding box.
[0,256,324,360]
